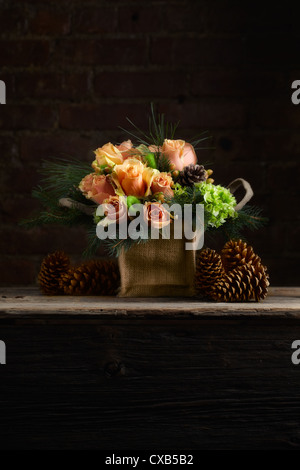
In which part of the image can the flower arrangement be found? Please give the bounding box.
[23,106,266,258]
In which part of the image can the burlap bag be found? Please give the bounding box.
[118,236,196,297]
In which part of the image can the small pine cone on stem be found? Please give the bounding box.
[178,164,207,187]
[195,248,225,297]
[38,251,70,295]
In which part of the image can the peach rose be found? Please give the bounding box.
[151,172,174,198]
[101,195,127,223]
[79,173,115,205]
[143,202,171,229]
[148,144,161,153]
[162,139,197,171]
[92,142,124,172]
[113,158,158,197]
[116,140,134,159]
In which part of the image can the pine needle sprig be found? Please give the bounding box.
[20,188,93,229]
[119,103,179,150]
[189,130,214,150]
[39,158,92,199]
[207,204,268,241]
[83,226,103,258]
[156,153,171,172]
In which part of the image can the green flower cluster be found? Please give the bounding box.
[195,182,237,228]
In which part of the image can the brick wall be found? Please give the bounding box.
[0,0,299,286]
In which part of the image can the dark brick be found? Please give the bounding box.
[28,9,71,35]
[0,226,88,256]
[94,71,186,98]
[268,194,299,222]
[244,34,299,67]
[0,73,15,100]
[201,1,247,34]
[64,73,91,101]
[150,37,174,65]
[249,100,300,129]
[163,4,204,32]
[0,105,56,130]
[286,226,300,253]
[266,163,300,192]
[54,38,147,66]
[0,195,41,224]
[15,72,90,100]
[191,70,245,97]
[3,167,40,193]
[157,100,246,129]
[0,40,50,67]
[20,133,100,162]
[59,103,149,130]
[151,37,243,67]
[212,162,266,193]
[0,5,25,36]
[244,70,289,99]
[72,7,116,33]
[118,5,162,33]
[256,131,300,161]
[173,37,243,67]
[15,72,61,99]
[215,130,300,162]
[0,135,18,159]
[246,3,297,34]
[0,255,38,285]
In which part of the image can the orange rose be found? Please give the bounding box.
[162,139,197,171]
[92,142,124,171]
[143,202,171,229]
[151,172,174,198]
[113,158,158,197]
[79,173,115,204]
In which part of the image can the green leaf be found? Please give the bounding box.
[144,152,157,169]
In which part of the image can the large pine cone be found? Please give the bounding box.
[178,164,207,187]
[59,260,120,295]
[211,262,270,302]
[221,239,262,272]
[195,248,225,297]
[38,251,70,295]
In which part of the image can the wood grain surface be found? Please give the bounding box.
[0,287,300,449]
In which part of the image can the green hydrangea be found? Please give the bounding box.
[195,182,237,228]
[172,183,194,203]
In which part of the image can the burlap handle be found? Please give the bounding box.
[227,178,253,211]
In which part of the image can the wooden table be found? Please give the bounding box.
[0,286,300,450]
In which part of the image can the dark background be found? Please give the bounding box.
[0,0,299,286]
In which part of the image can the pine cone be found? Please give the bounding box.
[221,239,261,272]
[38,251,70,295]
[178,164,207,187]
[211,262,270,302]
[195,248,225,297]
[59,260,120,296]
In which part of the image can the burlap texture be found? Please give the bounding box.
[118,237,196,297]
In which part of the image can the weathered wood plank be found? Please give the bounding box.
[0,287,300,319]
[0,319,300,449]
[0,287,300,450]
